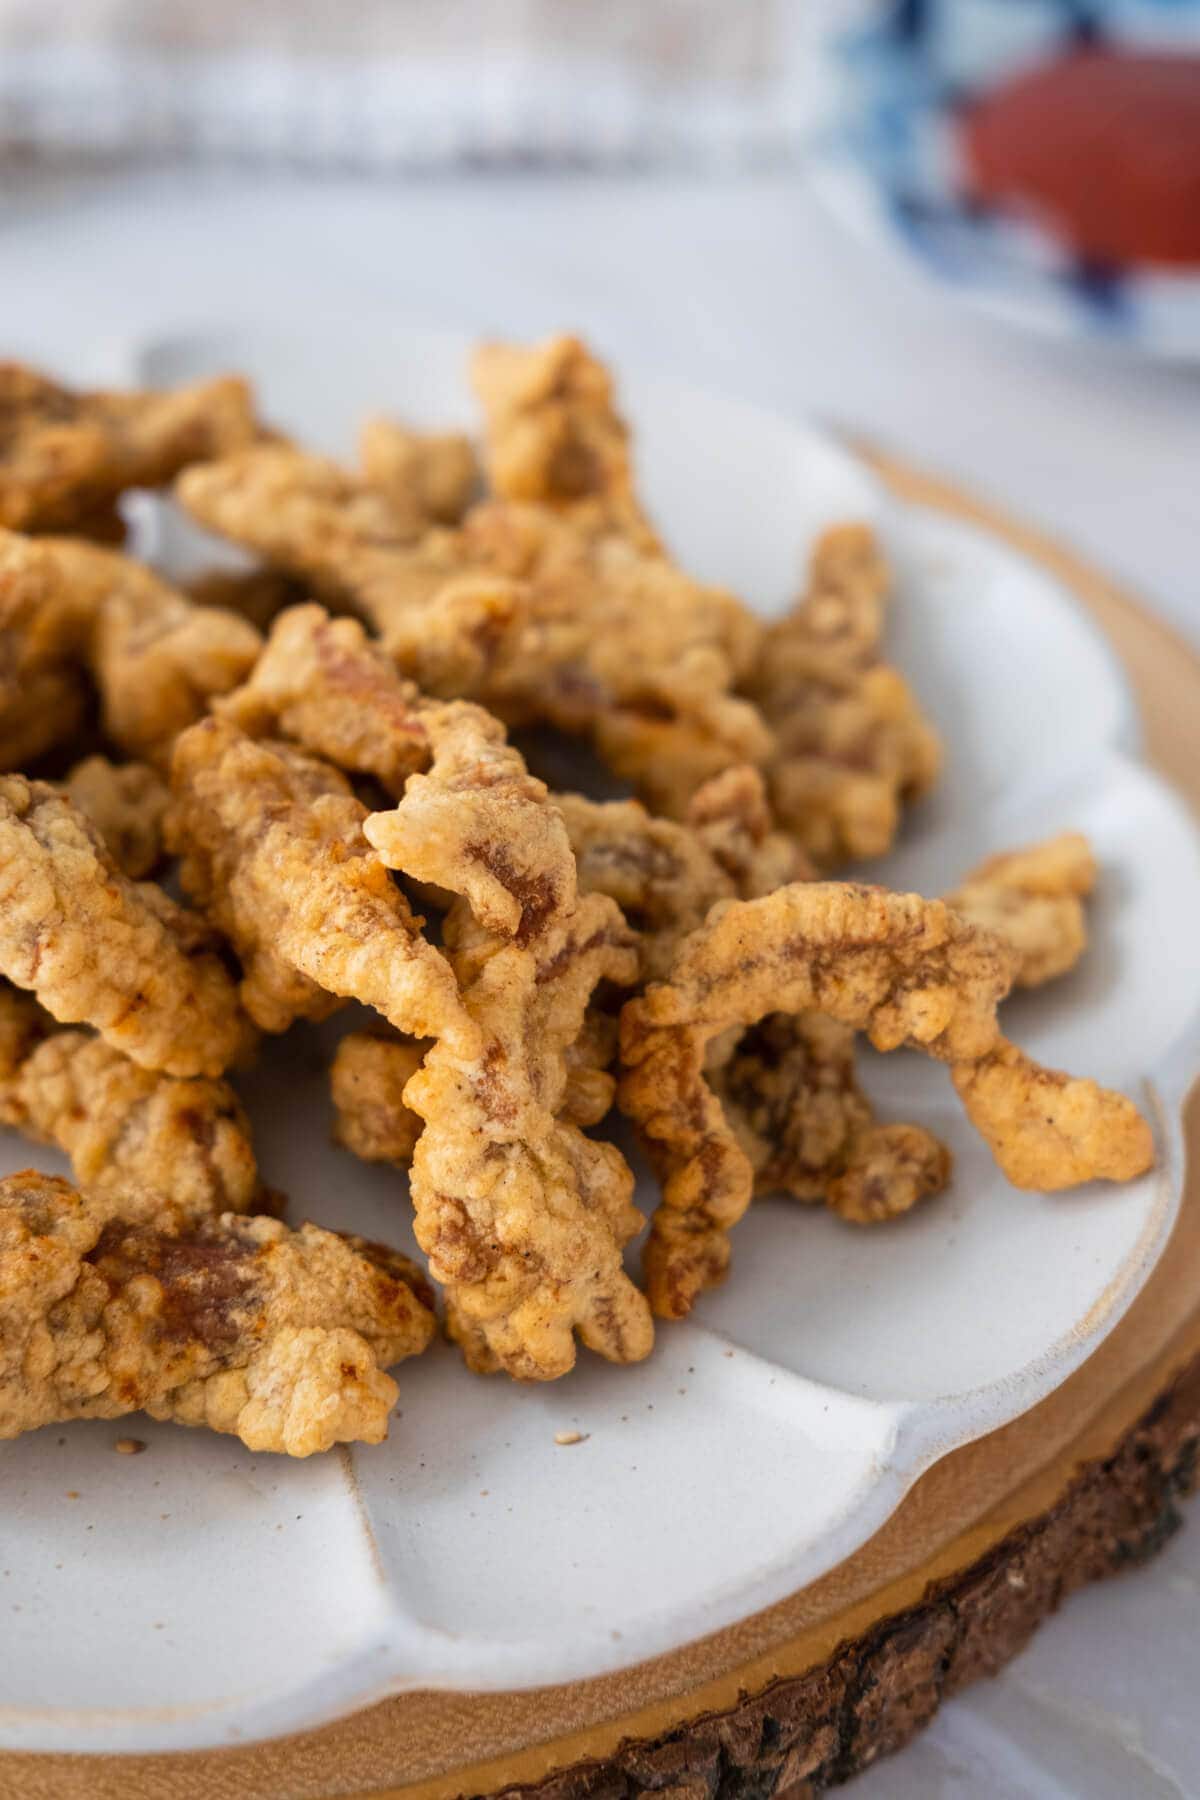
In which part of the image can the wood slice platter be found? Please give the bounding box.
[7,453,1199,1800]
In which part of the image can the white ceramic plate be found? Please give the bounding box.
[3,325,1198,1755]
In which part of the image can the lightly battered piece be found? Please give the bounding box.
[221,603,578,942]
[470,333,659,548]
[620,883,1152,1318]
[946,830,1097,987]
[360,415,479,525]
[0,986,262,1221]
[62,755,169,879]
[409,891,654,1380]
[177,447,770,818]
[331,1031,425,1169]
[702,828,1098,1222]
[168,715,471,1046]
[0,361,256,532]
[747,524,941,867]
[0,775,251,1079]
[0,1172,434,1455]
[0,527,262,773]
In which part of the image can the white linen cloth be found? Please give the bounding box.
[0,0,832,168]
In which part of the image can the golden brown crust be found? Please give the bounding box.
[62,755,169,878]
[0,526,96,769]
[707,1011,951,1219]
[408,892,653,1380]
[222,603,578,942]
[168,715,471,1046]
[471,334,657,547]
[0,527,262,772]
[218,602,434,794]
[180,444,533,701]
[45,536,263,766]
[331,1031,425,1168]
[947,831,1097,988]
[363,693,577,943]
[0,363,256,532]
[360,415,479,525]
[178,444,769,818]
[952,1041,1153,1190]
[0,775,252,1078]
[748,526,941,866]
[0,1172,435,1455]
[619,883,1150,1317]
[0,995,261,1220]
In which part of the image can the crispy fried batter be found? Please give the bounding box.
[0,775,251,1078]
[0,526,95,768]
[747,526,941,866]
[0,363,255,532]
[947,831,1097,987]
[362,692,576,942]
[168,715,471,1046]
[460,501,770,816]
[331,1031,425,1168]
[408,892,652,1380]
[177,449,768,817]
[222,604,578,942]
[619,883,1150,1317]
[0,1171,434,1454]
[471,334,657,547]
[706,1011,950,1222]
[0,528,262,770]
[63,755,169,878]
[47,537,262,765]
[0,995,261,1220]
[178,444,529,699]
[560,789,735,981]
[219,603,433,793]
[360,416,478,525]
[952,1041,1152,1191]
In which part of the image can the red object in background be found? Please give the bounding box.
[960,49,1200,270]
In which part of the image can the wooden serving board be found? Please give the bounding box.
[8,456,1200,1800]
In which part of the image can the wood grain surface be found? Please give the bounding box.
[7,453,1199,1800]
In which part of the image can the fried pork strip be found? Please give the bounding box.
[0,986,260,1219]
[0,528,262,772]
[0,776,251,1078]
[62,755,169,879]
[470,334,658,548]
[176,448,769,818]
[0,1172,434,1454]
[747,525,941,867]
[704,828,1099,1219]
[560,772,947,1225]
[212,604,653,1375]
[331,1031,425,1168]
[360,416,478,526]
[946,831,1097,987]
[0,524,94,767]
[220,604,577,942]
[619,884,1152,1317]
[168,715,471,1047]
[0,362,255,532]
[409,893,653,1380]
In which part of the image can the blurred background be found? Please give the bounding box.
[1,2,1198,1791]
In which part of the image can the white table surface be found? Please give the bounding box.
[1,165,1197,1795]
